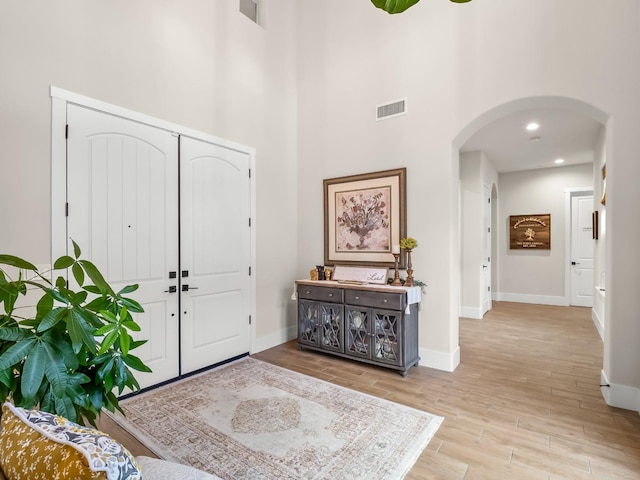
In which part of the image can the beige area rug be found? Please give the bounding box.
[111,358,443,480]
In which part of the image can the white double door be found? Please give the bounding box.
[66,105,251,389]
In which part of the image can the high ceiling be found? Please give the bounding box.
[460,108,603,174]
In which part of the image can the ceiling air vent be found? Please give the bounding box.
[240,0,259,24]
[376,99,407,121]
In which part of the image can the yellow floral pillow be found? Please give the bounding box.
[0,403,141,480]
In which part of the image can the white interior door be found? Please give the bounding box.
[179,136,251,374]
[482,185,492,316]
[570,195,594,307]
[66,105,180,389]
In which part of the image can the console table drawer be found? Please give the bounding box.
[298,285,343,303]
[344,289,404,310]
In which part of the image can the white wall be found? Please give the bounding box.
[296,0,640,405]
[0,0,299,349]
[497,164,593,304]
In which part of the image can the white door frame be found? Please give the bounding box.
[564,187,593,306]
[50,86,257,353]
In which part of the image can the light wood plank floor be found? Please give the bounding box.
[99,302,640,479]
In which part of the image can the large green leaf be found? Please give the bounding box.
[72,263,85,287]
[36,294,54,320]
[117,284,139,295]
[78,260,115,297]
[37,306,68,333]
[120,297,144,313]
[21,342,47,400]
[71,239,82,259]
[43,331,79,370]
[0,337,37,371]
[0,327,33,342]
[54,394,78,422]
[121,353,152,373]
[42,342,70,397]
[371,0,420,14]
[66,309,97,354]
[53,255,75,269]
[0,255,37,271]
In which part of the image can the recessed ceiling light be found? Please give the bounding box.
[526,122,540,131]
[554,158,565,164]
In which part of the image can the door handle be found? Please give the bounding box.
[164,285,177,293]
[182,284,199,292]
[571,261,580,265]
[483,265,488,269]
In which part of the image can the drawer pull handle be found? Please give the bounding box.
[355,296,360,300]
[383,299,388,303]
[305,291,311,294]
[328,293,333,297]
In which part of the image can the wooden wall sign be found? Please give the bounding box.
[509,214,551,249]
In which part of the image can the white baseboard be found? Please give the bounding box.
[591,309,605,341]
[495,292,568,306]
[419,346,460,372]
[251,325,297,354]
[460,306,483,319]
[601,370,640,413]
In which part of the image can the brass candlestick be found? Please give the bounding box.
[404,248,414,287]
[391,253,402,286]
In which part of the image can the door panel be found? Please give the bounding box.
[180,137,251,374]
[482,185,492,316]
[570,195,594,307]
[66,105,180,389]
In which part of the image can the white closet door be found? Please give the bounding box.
[66,105,180,389]
[179,136,251,374]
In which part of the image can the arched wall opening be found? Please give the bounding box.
[453,94,609,379]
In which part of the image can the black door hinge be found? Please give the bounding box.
[65,124,69,139]
[249,315,252,325]
[65,203,69,217]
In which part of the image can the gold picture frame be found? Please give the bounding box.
[324,168,407,267]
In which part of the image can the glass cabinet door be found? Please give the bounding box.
[298,300,319,346]
[373,309,402,366]
[345,307,370,358]
[320,304,344,353]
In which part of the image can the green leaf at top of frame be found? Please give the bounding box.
[450,0,473,3]
[53,255,75,270]
[0,255,37,271]
[371,0,420,14]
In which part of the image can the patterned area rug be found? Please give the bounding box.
[111,358,443,480]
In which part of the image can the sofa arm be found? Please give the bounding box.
[135,456,223,480]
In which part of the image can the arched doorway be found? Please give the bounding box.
[453,96,608,324]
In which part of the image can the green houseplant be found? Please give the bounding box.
[0,241,151,426]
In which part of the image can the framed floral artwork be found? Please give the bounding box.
[324,168,406,267]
